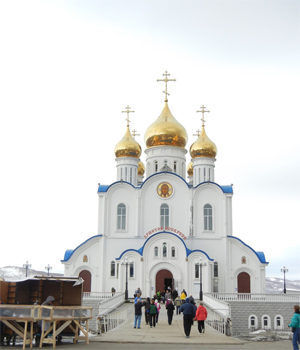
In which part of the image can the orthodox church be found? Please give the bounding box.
[62,72,268,297]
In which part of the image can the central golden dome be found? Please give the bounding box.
[190,126,217,158]
[114,127,141,158]
[144,102,188,148]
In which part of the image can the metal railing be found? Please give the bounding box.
[97,308,127,333]
[83,292,123,299]
[207,293,300,302]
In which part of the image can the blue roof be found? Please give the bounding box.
[61,235,102,262]
[228,236,268,264]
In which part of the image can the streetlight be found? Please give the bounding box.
[121,257,131,301]
[23,261,31,277]
[195,258,207,301]
[281,266,288,294]
[45,264,52,276]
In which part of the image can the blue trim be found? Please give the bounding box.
[61,235,102,262]
[194,181,233,194]
[98,185,110,192]
[115,231,213,261]
[228,236,268,264]
[140,172,190,189]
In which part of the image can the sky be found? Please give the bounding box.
[0,0,299,280]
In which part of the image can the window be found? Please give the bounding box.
[171,247,175,258]
[154,247,159,257]
[195,264,199,279]
[111,261,115,277]
[160,204,169,228]
[155,161,158,172]
[125,168,128,181]
[274,315,284,330]
[117,203,126,230]
[129,262,134,278]
[174,161,177,173]
[204,204,213,231]
[262,315,271,330]
[248,315,258,329]
[130,168,132,183]
[163,243,167,258]
[204,168,206,181]
[214,262,218,277]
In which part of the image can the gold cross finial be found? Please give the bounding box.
[196,105,210,127]
[122,105,135,127]
[193,129,201,137]
[157,70,176,102]
[132,129,140,139]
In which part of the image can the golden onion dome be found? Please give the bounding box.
[144,102,188,148]
[114,127,142,158]
[138,160,145,176]
[187,160,193,176]
[190,126,217,159]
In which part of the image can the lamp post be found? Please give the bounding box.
[23,261,31,277]
[121,257,130,301]
[45,264,52,276]
[281,266,288,294]
[196,258,206,301]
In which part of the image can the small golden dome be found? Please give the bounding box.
[138,161,145,176]
[114,127,142,158]
[187,161,193,176]
[190,126,217,159]
[144,102,188,148]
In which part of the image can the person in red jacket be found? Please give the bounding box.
[194,302,208,334]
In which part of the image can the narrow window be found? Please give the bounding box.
[154,247,158,257]
[204,168,206,181]
[250,316,255,326]
[117,203,126,230]
[195,264,199,278]
[125,168,128,181]
[130,168,132,183]
[163,243,167,258]
[214,262,218,277]
[129,262,134,278]
[171,247,175,258]
[111,261,115,277]
[174,161,177,173]
[155,161,158,172]
[208,168,211,181]
[160,204,169,228]
[204,204,213,231]
[120,168,123,180]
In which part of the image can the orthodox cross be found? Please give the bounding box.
[193,129,201,137]
[157,70,176,102]
[122,105,135,127]
[132,129,140,139]
[196,105,210,126]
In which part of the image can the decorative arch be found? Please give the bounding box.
[156,269,173,293]
[78,270,91,293]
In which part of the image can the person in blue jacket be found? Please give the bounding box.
[179,297,196,338]
[289,305,300,350]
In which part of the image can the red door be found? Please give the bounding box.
[237,272,250,293]
[155,269,173,293]
[79,270,91,293]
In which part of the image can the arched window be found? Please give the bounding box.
[214,262,218,277]
[162,242,167,258]
[262,315,271,330]
[195,264,199,278]
[274,315,284,330]
[129,262,134,278]
[154,247,159,257]
[110,261,115,277]
[171,247,175,258]
[117,203,126,230]
[155,161,158,172]
[160,204,169,228]
[204,204,213,231]
[248,315,258,329]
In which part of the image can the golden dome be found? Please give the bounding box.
[138,161,145,176]
[187,160,193,176]
[144,102,188,148]
[190,126,217,159]
[114,127,142,158]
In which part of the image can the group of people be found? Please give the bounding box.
[133,287,208,338]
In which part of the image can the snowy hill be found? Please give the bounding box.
[0,266,299,293]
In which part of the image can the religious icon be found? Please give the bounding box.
[157,182,173,198]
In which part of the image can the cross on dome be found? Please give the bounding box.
[132,129,140,139]
[122,105,135,127]
[193,129,201,137]
[157,70,176,102]
[196,105,210,127]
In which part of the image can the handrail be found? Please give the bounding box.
[206,293,300,302]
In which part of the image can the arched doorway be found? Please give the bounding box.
[237,272,250,293]
[156,269,173,293]
[79,270,91,293]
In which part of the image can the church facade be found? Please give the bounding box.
[62,72,268,298]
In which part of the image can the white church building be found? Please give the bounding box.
[62,72,268,298]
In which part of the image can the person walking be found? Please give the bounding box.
[144,297,150,325]
[149,299,158,328]
[134,299,144,329]
[288,305,300,350]
[155,299,161,323]
[179,297,196,338]
[166,299,175,325]
[174,295,182,315]
[195,302,208,334]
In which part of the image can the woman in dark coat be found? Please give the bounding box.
[166,299,175,325]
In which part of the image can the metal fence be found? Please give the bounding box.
[206,293,300,302]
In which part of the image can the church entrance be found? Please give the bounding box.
[237,272,251,293]
[79,270,91,293]
[155,269,173,293]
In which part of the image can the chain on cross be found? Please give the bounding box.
[196,105,210,127]
[122,105,135,127]
[157,70,176,102]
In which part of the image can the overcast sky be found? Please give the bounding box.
[0,0,299,280]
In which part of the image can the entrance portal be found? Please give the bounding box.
[237,272,251,293]
[79,270,91,293]
[155,269,173,293]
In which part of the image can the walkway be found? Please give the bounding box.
[90,302,244,345]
